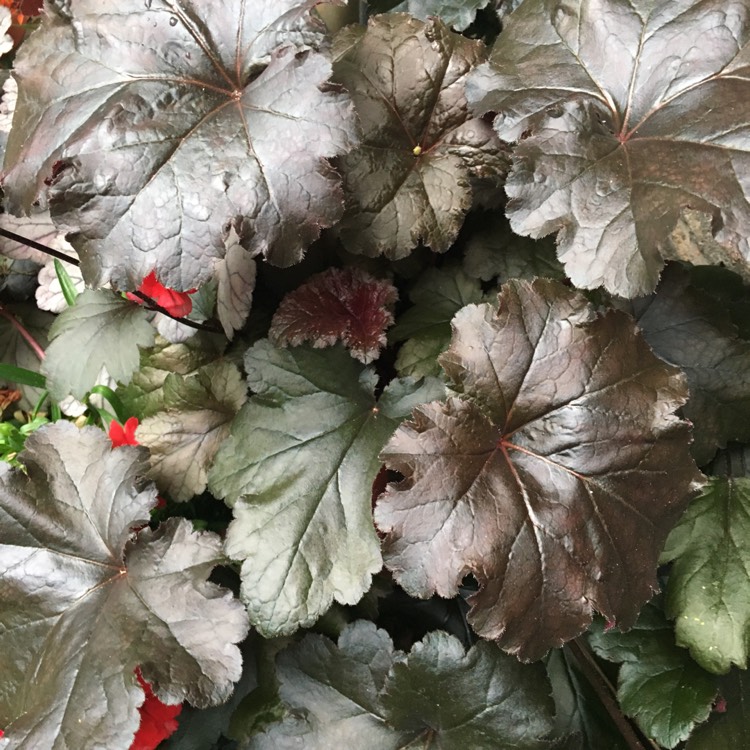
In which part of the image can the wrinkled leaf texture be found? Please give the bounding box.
[0,422,249,750]
[376,279,702,660]
[2,0,358,291]
[467,0,750,297]
[269,266,398,364]
[248,621,555,749]
[333,14,506,258]
[136,360,247,501]
[209,340,445,637]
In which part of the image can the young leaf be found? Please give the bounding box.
[332,15,507,259]
[660,477,750,674]
[136,361,247,501]
[389,264,483,378]
[0,422,249,750]
[208,340,446,637]
[467,0,750,297]
[686,669,750,749]
[375,279,703,661]
[389,0,490,31]
[247,621,555,749]
[616,264,750,466]
[588,604,717,749]
[42,289,156,400]
[2,0,358,291]
[269,267,398,364]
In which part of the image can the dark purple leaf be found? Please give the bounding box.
[2,0,358,291]
[333,14,507,259]
[375,279,703,660]
[467,0,750,297]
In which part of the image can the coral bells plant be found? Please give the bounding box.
[2,1,750,749]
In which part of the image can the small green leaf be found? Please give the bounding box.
[42,289,155,400]
[53,258,79,307]
[390,264,483,378]
[589,603,718,749]
[661,476,750,673]
[118,333,225,419]
[136,361,247,501]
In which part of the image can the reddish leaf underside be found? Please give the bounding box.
[375,279,703,661]
[269,267,398,363]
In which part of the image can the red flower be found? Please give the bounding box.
[109,417,140,447]
[126,270,196,318]
[130,669,182,750]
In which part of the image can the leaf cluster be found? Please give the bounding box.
[1,1,750,748]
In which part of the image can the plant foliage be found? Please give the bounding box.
[1,0,750,748]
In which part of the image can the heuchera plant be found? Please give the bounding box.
[1,1,750,748]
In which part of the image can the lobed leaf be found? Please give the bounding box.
[332,14,507,259]
[617,264,750,466]
[589,604,717,748]
[118,332,225,419]
[209,340,445,637]
[467,0,750,297]
[247,621,555,749]
[0,422,249,750]
[661,477,750,674]
[42,289,156,400]
[136,360,247,501]
[269,267,398,364]
[390,264,483,378]
[376,278,703,660]
[2,0,358,291]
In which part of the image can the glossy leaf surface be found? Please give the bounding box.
[467,0,750,296]
[0,422,249,750]
[376,279,702,660]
